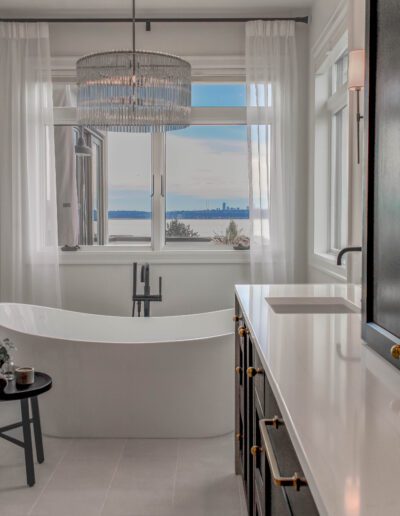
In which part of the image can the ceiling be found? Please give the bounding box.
[0,0,312,17]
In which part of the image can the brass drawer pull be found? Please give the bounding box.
[259,418,308,491]
[247,367,263,378]
[235,432,242,441]
[238,326,248,337]
[233,315,243,322]
[235,366,242,375]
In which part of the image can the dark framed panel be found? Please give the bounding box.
[363,0,400,368]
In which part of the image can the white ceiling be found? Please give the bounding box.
[0,0,312,17]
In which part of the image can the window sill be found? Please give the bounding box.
[59,246,250,265]
[309,251,347,281]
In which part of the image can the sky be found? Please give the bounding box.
[107,83,249,212]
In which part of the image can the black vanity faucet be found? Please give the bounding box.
[337,246,362,266]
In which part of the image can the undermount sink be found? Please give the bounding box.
[266,297,360,314]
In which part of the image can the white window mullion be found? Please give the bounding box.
[102,132,109,244]
[151,133,166,251]
[54,106,249,127]
[191,107,246,125]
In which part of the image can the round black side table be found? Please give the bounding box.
[0,372,52,487]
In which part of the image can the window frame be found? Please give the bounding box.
[54,74,250,256]
[311,31,350,275]
[329,101,349,254]
[163,118,249,250]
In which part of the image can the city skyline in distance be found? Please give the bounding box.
[105,202,249,220]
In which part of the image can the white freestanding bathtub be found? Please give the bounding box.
[0,304,234,438]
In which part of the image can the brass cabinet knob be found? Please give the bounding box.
[391,345,400,360]
[235,366,242,375]
[251,445,262,456]
[238,326,248,338]
[235,432,242,441]
[247,367,264,378]
[233,315,243,322]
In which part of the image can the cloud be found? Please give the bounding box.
[107,129,249,202]
[166,133,249,200]
[107,132,151,190]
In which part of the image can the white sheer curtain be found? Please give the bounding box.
[0,22,61,307]
[246,20,298,284]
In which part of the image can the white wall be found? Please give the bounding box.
[50,14,310,316]
[60,262,250,316]
[310,0,346,46]
[50,21,244,57]
[295,23,310,283]
[49,6,310,58]
[347,0,365,283]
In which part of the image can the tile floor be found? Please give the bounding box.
[0,432,247,516]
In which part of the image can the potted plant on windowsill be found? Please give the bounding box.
[232,235,250,251]
[212,220,250,250]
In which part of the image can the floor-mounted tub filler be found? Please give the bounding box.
[0,305,234,438]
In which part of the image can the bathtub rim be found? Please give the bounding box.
[0,303,234,345]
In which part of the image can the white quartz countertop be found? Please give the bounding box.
[235,283,400,516]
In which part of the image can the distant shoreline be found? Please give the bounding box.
[108,216,250,220]
[105,209,250,220]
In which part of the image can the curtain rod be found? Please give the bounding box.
[0,16,309,24]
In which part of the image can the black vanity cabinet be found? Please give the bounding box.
[363,0,400,368]
[234,297,319,516]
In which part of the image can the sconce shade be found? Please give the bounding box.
[348,49,365,90]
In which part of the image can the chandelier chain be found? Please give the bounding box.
[132,0,135,55]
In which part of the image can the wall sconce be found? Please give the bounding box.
[348,49,365,164]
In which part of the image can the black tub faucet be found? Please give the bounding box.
[337,246,362,266]
[132,263,162,317]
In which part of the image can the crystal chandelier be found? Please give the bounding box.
[76,0,191,132]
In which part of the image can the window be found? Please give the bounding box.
[332,52,349,94]
[107,132,151,244]
[55,81,250,250]
[328,49,349,253]
[313,34,349,259]
[165,125,249,246]
[330,104,349,251]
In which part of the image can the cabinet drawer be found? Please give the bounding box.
[252,394,267,515]
[247,340,265,419]
[265,373,282,419]
[263,376,319,515]
[253,349,265,416]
